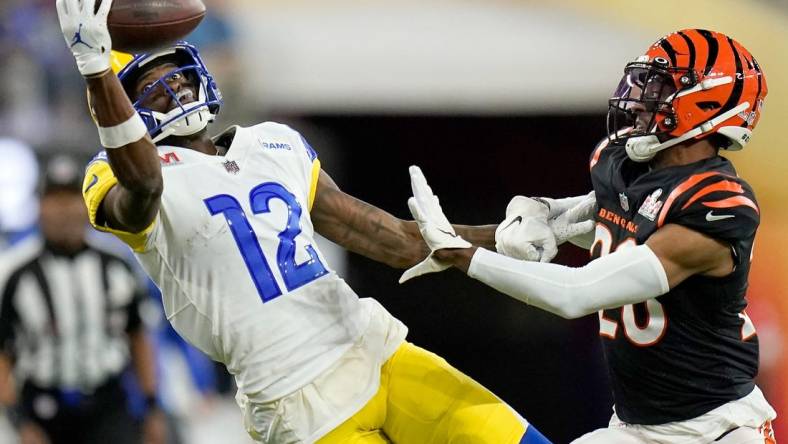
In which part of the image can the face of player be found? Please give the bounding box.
[39,190,87,252]
[133,62,198,114]
[609,66,677,135]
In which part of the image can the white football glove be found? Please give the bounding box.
[399,166,471,284]
[496,192,597,263]
[543,192,597,249]
[56,0,113,76]
[495,196,555,263]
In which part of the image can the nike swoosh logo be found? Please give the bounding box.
[437,228,458,238]
[83,174,98,193]
[706,211,735,222]
[501,215,523,230]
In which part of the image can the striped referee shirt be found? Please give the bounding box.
[0,238,145,391]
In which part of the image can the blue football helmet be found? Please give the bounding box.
[112,42,223,143]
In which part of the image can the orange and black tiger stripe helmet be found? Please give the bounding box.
[650,29,767,145]
[609,29,767,162]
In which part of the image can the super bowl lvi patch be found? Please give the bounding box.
[638,189,664,221]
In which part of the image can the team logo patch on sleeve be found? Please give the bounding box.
[638,189,664,221]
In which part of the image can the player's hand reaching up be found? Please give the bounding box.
[399,166,471,283]
[56,0,113,76]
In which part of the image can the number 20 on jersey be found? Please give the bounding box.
[593,224,667,346]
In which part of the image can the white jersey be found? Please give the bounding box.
[84,122,406,403]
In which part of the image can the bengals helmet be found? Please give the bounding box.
[607,29,767,162]
[107,42,223,143]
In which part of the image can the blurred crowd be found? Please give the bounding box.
[0,0,91,150]
[0,1,253,443]
[0,0,244,154]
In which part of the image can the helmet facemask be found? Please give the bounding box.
[607,57,681,161]
[117,43,223,144]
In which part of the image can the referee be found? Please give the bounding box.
[0,156,166,444]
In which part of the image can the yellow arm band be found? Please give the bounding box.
[83,160,156,252]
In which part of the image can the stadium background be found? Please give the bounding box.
[0,0,786,442]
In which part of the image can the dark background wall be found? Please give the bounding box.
[303,114,614,443]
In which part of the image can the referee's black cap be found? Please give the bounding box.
[40,155,84,195]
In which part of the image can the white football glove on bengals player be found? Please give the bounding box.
[546,192,597,249]
[56,0,113,76]
[495,196,554,263]
[495,192,596,263]
[399,166,471,283]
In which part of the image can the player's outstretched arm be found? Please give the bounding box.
[87,73,163,232]
[311,169,496,269]
[57,0,162,233]
[452,224,498,251]
[433,223,732,319]
[402,166,736,318]
[311,170,430,269]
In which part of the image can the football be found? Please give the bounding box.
[106,0,206,54]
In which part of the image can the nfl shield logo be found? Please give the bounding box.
[223,160,240,174]
[619,192,630,211]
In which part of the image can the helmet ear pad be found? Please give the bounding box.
[716,127,752,151]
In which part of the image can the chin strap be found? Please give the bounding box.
[625,102,751,162]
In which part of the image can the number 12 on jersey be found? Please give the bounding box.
[205,182,328,302]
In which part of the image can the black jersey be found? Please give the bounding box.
[588,139,760,425]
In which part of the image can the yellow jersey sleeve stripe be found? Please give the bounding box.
[82,161,156,253]
[308,159,321,212]
[83,160,118,228]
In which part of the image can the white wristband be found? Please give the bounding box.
[97,113,148,149]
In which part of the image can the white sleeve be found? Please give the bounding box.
[467,245,670,319]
